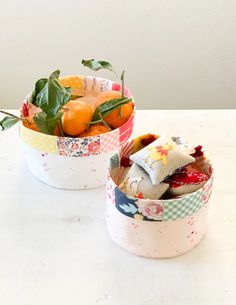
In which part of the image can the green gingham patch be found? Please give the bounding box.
[162,188,203,221]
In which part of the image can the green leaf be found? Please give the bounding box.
[50,70,60,79]
[92,97,133,121]
[63,87,72,103]
[29,78,48,105]
[81,59,115,72]
[35,70,71,118]
[33,111,63,135]
[0,116,20,131]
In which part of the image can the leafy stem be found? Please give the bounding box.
[28,70,71,135]
[0,110,32,126]
[121,70,125,98]
[87,116,111,131]
[81,59,116,74]
[0,110,24,121]
[99,114,112,130]
[0,110,32,131]
[119,70,125,118]
[97,97,132,120]
[88,96,132,130]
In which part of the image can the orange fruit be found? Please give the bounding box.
[62,100,93,136]
[94,90,134,129]
[79,123,110,137]
[95,90,122,108]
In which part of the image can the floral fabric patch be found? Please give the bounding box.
[57,136,100,157]
[115,187,161,222]
[137,200,164,221]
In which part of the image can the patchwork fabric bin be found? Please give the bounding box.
[106,135,213,258]
[19,75,135,189]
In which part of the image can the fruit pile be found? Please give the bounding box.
[0,60,134,137]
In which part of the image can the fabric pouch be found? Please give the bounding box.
[165,166,209,197]
[119,163,169,200]
[129,135,195,185]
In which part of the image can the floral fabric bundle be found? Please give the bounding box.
[119,163,169,200]
[129,135,195,185]
[118,134,210,201]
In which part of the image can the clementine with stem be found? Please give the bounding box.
[94,90,133,129]
[62,100,93,136]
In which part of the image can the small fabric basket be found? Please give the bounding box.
[106,134,213,258]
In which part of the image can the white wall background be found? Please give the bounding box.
[0,0,236,109]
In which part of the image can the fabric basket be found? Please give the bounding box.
[19,75,135,189]
[106,135,213,258]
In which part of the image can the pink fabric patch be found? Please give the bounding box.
[112,83,132,97]
[100,129,120,153]
[119,114,134,144]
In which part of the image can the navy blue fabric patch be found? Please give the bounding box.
[115,187,138,218]
[114,187,158,221]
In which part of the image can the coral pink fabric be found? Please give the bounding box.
[112,83,132,98]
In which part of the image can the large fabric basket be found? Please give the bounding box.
[20,75,135,189]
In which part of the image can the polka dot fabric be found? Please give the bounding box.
[20,124,57,154]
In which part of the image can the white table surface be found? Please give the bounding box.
[0,110,235,305]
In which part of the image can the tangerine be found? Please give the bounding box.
[79,123,110,137]
[62,100,93,136]
[94,90,134,129]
